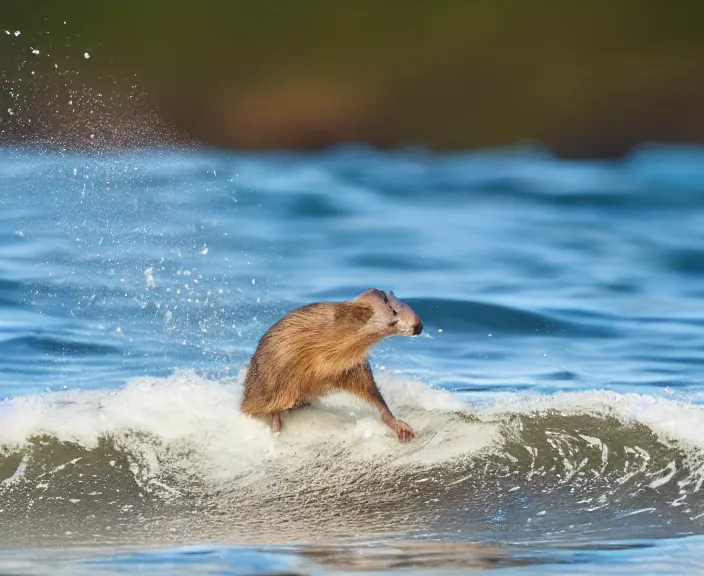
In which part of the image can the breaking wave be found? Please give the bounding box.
[1,372,704,547]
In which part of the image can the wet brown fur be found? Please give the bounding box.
[240,289,422,441]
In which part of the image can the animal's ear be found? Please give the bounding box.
[335,303,374,326]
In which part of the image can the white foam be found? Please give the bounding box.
[0,371,495,488]
[473,388,704,451]
[4,373,704,493]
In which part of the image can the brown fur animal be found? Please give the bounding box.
[241,289,423,442]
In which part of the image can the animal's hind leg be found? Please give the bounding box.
[270,403,309,436]
[271,413,282,434]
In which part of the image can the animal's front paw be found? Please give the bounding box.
[393,419,415,443]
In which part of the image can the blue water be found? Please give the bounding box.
[2,144,704,574]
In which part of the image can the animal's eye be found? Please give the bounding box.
[381,292,389,305]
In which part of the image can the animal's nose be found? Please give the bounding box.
[412,321,423,335]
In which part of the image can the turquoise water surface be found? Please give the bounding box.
[2,145,704,574]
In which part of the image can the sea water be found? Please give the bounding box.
[1,144,704,574]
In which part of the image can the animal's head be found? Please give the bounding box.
[355,288,423,337]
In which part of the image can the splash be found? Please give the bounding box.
[0,27,180,150]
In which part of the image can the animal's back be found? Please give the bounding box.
[241,303,340,416]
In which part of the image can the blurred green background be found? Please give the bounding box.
[1,0,703,157]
